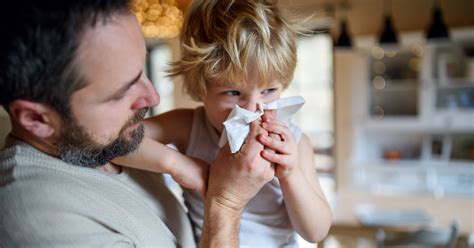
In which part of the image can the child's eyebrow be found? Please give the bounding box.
[214,84,239,89]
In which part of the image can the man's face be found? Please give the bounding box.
[56,107,147,167]
[56,12,160,167]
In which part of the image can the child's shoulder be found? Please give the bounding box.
[144,108,196,136]
[150,108,195,123]
[144,108,197,149]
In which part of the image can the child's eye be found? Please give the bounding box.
[261,88,277,95]
[223,90,240,96]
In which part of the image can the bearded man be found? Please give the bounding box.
[0,0,275,247]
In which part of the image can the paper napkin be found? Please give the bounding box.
[218,96,305,153]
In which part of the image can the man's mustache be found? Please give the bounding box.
[121,107,149,132]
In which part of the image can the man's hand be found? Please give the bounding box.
[206,120,275,210]
[200,120,275,247]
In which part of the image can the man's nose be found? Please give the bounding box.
[131,77,160,110]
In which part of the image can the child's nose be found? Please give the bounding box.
[241,99,259,112]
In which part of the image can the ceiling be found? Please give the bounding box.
[279,0,474,36]
[175,0,474,37]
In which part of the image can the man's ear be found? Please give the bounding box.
[8,100,59,138]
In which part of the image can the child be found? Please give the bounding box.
[117,0,332,246]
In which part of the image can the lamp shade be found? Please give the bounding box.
[426,6,449,40]
[335,19,352,48]
[379,15,398,44]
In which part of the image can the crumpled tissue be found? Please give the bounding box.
[218,96,305,153]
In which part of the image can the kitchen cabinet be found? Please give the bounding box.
[335,38,474,196]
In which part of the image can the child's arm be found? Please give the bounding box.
[113,109,209,198]
[113,137,208,198]
[259,119,332,243]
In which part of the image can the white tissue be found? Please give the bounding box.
[218,96,305,153]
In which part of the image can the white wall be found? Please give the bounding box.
[334,50,367,190]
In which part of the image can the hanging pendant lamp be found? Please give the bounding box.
[426,4,449,40]
[335,19,352,48]
[379,15,398,44]
[378,0,398,45]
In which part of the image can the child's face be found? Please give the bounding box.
[203,73,283,134]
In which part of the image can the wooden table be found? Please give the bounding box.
[324,190,474,245]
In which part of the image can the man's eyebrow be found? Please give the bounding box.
[106,70,143,101]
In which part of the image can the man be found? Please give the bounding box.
[0,0,274,247]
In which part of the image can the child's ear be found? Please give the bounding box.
[9,100,59,138]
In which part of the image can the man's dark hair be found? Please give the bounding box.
[0,0,129,117]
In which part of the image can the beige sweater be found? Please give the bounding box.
[0,136,195,248]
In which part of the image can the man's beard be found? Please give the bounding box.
[56,108,149,168]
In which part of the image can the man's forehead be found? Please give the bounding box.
[72,12,146,100]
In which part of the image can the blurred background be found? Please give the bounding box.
[1,0,473,247]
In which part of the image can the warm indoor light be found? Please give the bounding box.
[130,0,184,39]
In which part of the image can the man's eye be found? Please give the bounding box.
[223,90,240,96]
[261,88,277,95]
[112,93,126,101]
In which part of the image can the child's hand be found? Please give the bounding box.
[171,157,209,199]
[259,118,299,179]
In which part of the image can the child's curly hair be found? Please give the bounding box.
[168,0,302,101]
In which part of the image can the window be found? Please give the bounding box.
[147,44,175,115]
[284,34,335,193]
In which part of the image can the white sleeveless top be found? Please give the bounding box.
[184,106,301,247]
